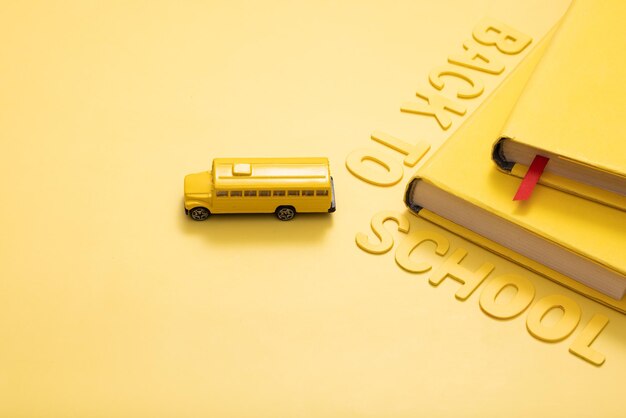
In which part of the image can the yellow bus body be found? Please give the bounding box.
[184,158,335,220]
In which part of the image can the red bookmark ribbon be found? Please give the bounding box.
[513,155,550,201]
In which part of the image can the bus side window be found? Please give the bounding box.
[288,190,300,196]
[216,190,228,197]
[273,190,286,197]
[302,190,314,196]
[259,190,271,197]
[244,190,257,197]
[316,190,329,196]
[230,191,242,197]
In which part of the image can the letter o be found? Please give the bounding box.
[346,148,403,186]
[479,274,535,319]
[526,295,581,342]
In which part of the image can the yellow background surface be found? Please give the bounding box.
[1,1,624,417]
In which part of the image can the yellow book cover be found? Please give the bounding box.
[491,0,626,210]
[404,8,626,311]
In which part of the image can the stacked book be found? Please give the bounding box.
[405,0,626,313]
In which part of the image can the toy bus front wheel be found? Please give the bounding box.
[189,207,210,221]
[275,206,296,221]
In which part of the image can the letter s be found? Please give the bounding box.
[356,211,410,254]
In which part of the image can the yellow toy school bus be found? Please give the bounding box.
[184,157,336,221]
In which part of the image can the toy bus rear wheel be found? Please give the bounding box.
[189,207,210,221]
[275,206,296,221]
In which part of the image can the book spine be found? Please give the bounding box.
[492,137,515,172]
